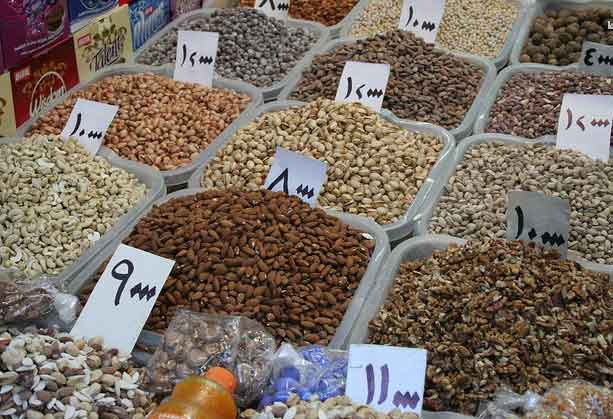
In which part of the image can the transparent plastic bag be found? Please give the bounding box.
[0,269,79,326]
[144,310,276,407]
[478,381,611,419]
[259,343,348,408]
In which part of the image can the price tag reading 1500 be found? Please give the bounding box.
[71,244,175,353]
[335,61,390,112]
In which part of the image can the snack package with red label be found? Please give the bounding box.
[0,0,70,70]
[170,0,200,20]
[10,37,79,129]
[0,71,17,137]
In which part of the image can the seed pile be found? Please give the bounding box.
[0,328,156,419]
[520,7,613,65]
[289,30,484,130]
[241,394,419,419]
[429,142,613,265]
[349,0,518,59]
[28,73,250,171]
[201,99,442,225]
[486,71,613,144]
[80,190,374,345]
[0,136,146,278]
[136,9,318,88]
[369,240,612,414]
[240,0,358,26]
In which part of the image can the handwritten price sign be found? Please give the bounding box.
[346,345,427,415]
[398,0,445,43]
[60,98,118,155]
[173,30,219,87]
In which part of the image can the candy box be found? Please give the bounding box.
[129,0,170,51]
[170,0,200,19]
[0,41,4,73]
[0,0,70,69]
[68,0,118,31]
[0,71,17,137]
[73,5,133,82]
[10,37,79,129]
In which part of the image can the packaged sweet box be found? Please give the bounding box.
[73,5,133,82]
[129,0,170,51]
[68,0,118,31]
[0,71,17,137]
[170,0,200,20]
[0,0,71,69]
[10,37,79,129]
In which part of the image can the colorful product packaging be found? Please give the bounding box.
[68,0,118,31]
[0,41,4,73]
[0,0,71,70]
[10,38,80,129]
[73,5,133,83]
[129,0,170,51]
[170,0,200,20]
[0,71,17,137]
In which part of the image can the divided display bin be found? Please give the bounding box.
[509,0,613,68]
[337,0,532,71]
[68,187,391,349]
[0,137,166,288]
[412,133,613,272]
[278,37,497,140]
[186,100,456,242]
[16,64,263,187]
[132,8,330,101]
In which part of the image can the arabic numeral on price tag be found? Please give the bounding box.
[334,61,390,112]
[555,93,612,161]
[173,30,219,87]
[398,0,445,43]
[346,345,427,415]
[579,41,613,75]
[255,0,289,20]
[506,191,570,258]
[71,244,175,353]
[264,147,327,207]
[60,98,118,156]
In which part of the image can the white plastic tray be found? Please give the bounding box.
[337,0,533,71]
[186,100,456,242]
[132,8,329,102]
[473,63,613,137]
[277,37,497,140]
[68,187,391,349]
[509,0,613,67]
[0,137,166,288]
[17,64,262,187]
[412,133,613,272]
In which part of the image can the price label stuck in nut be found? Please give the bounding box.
[254,0,289,21]
[60,98,119,156]
[71,244,175,353]
[335,61,390,112]
[264,146,328,207]
[555,93,612,161]
[173,30,220,87]
[398,0,445,43]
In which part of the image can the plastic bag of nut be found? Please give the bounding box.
[144,309,276,407]
[477,380,612,419]
[0,268,79,326]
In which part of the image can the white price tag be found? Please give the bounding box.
[346,345,427,416]
[579,41,613,75]
[71,244,175,353]
[506,191,570,258]
[398,0,445,43]
[254,0,289,21]
[334,61,390,112]
[556,93,612,161]
[264,147,327,207]
[60,98,118,156]
[173,30,219,87]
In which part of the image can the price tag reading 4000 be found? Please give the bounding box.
[398,0,445,43]
[335,61,390,112]
[71,244,175,353]
[346,345,427,416]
